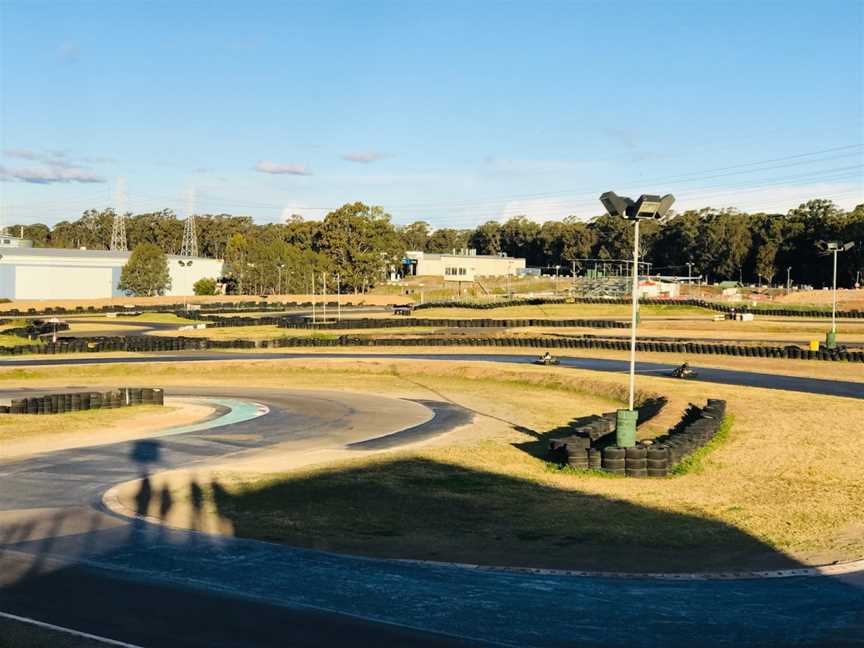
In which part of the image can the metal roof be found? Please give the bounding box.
[0,246,217,261]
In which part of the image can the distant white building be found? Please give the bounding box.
[0,238,223,300]
[404,249,526,282]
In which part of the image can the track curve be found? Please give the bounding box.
[0,365,862,646]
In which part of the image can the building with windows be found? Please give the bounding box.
[403,249,525,281]
[0,237,223,300]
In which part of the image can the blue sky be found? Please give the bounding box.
[1,0,862,227]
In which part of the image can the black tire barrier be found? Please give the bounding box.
[1,387,166,415]
[413,296,864,319]
[274,316,629,331]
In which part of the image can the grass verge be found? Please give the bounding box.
[0,405,168,444]
[672,415,734,476]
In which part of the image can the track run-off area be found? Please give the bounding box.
[0,351,862,647]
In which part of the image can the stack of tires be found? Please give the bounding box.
[547,435,591,469]
[601,447,625,475]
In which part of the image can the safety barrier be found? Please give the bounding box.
[549,399,727,478]
[413,296,864,319]
[273,317,629,330]
[0,300,352,319]
[2,387,164,415]
[262,335,864,362]
[1,333,861,362]
[546,397,668,470]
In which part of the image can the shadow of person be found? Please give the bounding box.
[130,439,161,466]
[134,475,152,518]
[188,480,204,537]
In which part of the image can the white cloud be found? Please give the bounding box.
[280,203,322,221]
[341,151,390,163]
[0,164,104,184]
[255,160,312,175]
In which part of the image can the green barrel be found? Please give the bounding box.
[616,409,639,448]
[826,331,837,350]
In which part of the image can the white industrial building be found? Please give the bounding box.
[0,236,224,300]
[404,249,525,282]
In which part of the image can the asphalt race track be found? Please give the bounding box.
[1,356,863,647]
[1,350,862,399]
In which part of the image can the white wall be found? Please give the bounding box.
[0,251,224,300]
[0,265,15,300]
[166,257,223,296]
[412,253,525,278]
[14,264,117,300]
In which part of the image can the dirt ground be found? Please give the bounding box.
[775,288,864,309]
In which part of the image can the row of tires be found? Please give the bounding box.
[551,400,727,478]
[3,387,164,415]
[274,317,629,330]
[0,336,258,355]
[414,297,864,318]
[2,300,350,319]
[262,335,864,361]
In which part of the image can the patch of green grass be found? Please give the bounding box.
[672,415,734,476]
[0,334,43,348]
[543,463,624,479]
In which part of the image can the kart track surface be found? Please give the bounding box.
[0,355,862,647]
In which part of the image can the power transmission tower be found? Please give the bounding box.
[110,177,128,251]
[110,211,127,251]
[181,215,198,257]
[180,186,198,257]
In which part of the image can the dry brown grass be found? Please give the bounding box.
[0,405,168,444]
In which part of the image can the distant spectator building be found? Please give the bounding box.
[403,249,525,281]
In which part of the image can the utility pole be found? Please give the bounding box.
[312,270,315,324]
[322,272,327,322]
[336,273,341,322]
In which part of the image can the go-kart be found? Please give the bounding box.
[534,354,560,366]
[670,364,697,379]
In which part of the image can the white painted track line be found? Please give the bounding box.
[0,610,144,648]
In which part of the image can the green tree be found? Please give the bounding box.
[193,277,217,295]
[317,202,401,292]
[399,221,431,251]
[427,227,470,252]
[500,216,541,264]
[469,221,502,255]
[118,243,171,296]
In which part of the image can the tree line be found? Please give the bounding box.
[9,198,863,294]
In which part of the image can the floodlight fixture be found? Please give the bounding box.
[599,191,675,221]
[599,191,633,219]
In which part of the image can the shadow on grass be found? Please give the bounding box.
[206,456,800,573]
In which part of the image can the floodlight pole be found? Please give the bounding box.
[832,248,838,334]
[628,219,640,411]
